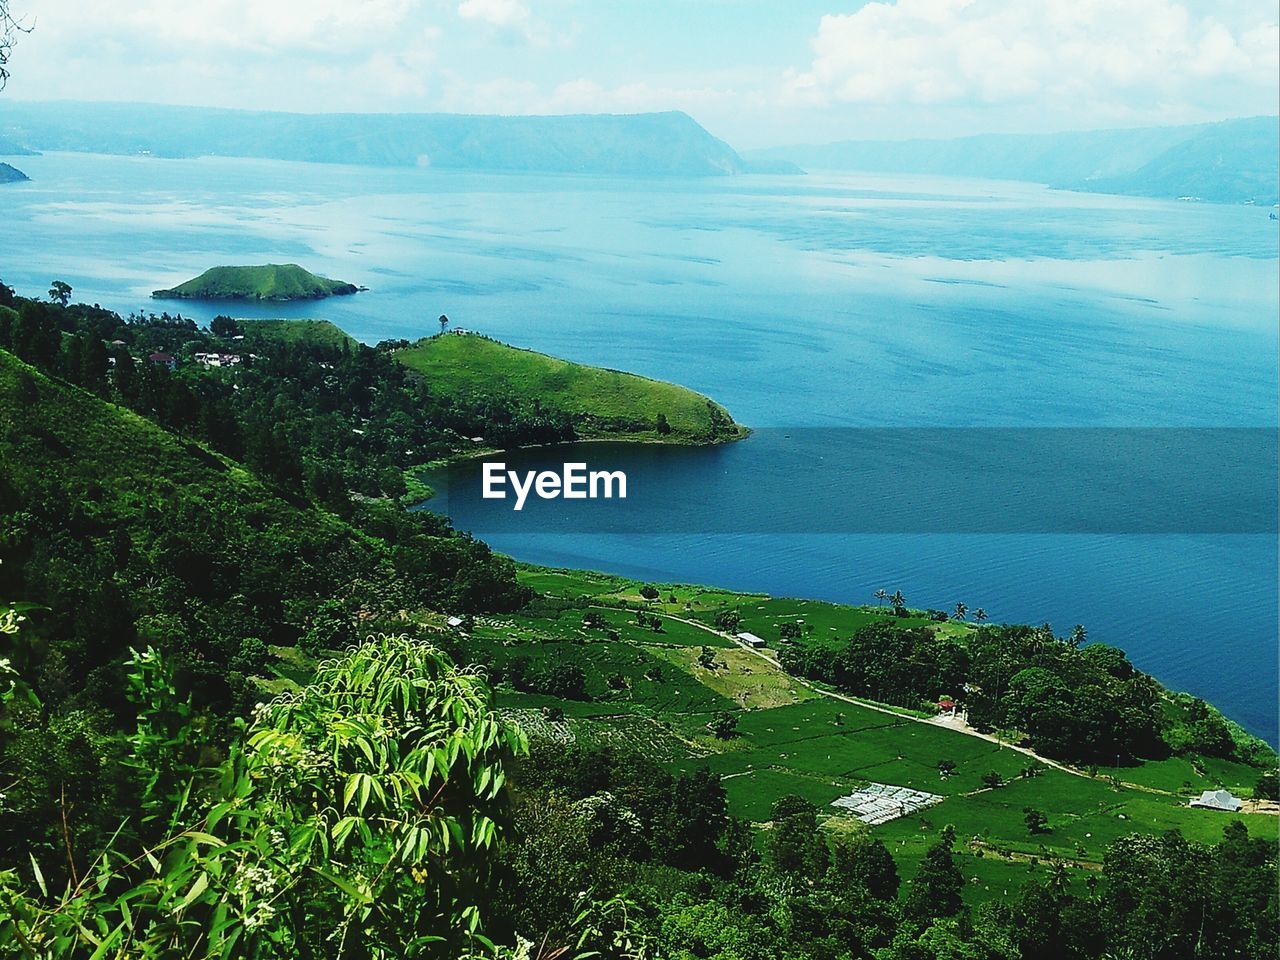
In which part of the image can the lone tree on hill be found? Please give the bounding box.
[48,280,72,306]
[874,588,887,606]
[709,712,739,739]
[953,601,968,621]
[438,313,449,333]
[974,607,988,622]
[889,590,906,614]
[1024,807,1050,834]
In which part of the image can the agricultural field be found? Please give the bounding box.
[504,563,1279,903]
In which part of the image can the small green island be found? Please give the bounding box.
[395,332,747,445]
[151,263,361,301]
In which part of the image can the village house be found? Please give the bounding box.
[1188,789,1243,812]
[148,351,176,370]
[194,351,242,368]
[737,631,768,649]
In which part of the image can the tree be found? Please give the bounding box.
[0,2,30,89]
[639,584,660,600]
[827,832,899,901]
[889,590,906,614]
[713,608,741,633]
[439,314,449,333]
[937,758,957,778]
[981,771,1004,789]
[874,588,887,606]
[767,795,828,880]
[953,601,968,621]
[209,315,241,338]
[1252,768,1278,800]
[709,711,738,740]
[904,835,964,921]
[47,280,72,306]
[778,621,801,641]
[974,608,987,622]
[1023,807,1049,834]
[655,412,671,435]
[1069,624,1088,649]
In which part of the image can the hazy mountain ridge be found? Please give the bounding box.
[0,161,28,183]
[747,116,1279,203]
[0,101,754,176]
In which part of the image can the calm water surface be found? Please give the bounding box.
[3,153,1276,740]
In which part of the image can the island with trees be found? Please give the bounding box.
[151,263,361,301]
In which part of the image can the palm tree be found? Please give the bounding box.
[974,608,987,623]
[874,588,887,607]
[889,590,905,613]
[1069,624,1087,649]
[953,601,967,621]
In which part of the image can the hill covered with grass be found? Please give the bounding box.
[152,263,360,301]
[237,317,358,349]
[396,333,747,445]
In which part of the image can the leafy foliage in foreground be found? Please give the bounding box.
[1,634,526,958]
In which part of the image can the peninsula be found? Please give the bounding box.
[395,332,747,445]
[151,263,360,301]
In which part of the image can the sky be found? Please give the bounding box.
[2,0,1277,148]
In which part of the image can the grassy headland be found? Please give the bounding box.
[395,332,747,446]
[152,263,360,301]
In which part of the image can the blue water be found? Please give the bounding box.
[2,153,1276,741]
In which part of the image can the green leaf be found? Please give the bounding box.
[176,872,209,912]
[28,853,46,897]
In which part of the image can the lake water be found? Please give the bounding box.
[2,152,1276,741]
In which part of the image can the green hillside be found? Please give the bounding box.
[238,317,358,349]
[0,345,525,702]
[396,333,747,444]
[151,263,360,301]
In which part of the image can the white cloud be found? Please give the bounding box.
[786,0,1280,108]
[457,0,531,30]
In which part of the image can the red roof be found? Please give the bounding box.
[938,698,956,709]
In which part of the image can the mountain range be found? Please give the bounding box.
[0,100,768,177]
[746,116,1279,203]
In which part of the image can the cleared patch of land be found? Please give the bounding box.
[645,643,817,709]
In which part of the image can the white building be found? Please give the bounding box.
[737,632,767,649]
[1189,789,1243,812]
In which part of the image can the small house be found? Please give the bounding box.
[1189,789,1242,812]
[938,697,957,715]
[148,352,176,370]
[737,632,767,649]
[446,616,465,628]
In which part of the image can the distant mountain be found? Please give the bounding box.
[152,264,360,301]
[0,101,752,177]
[0,133,37,155]
[747,117,1279,203]
[1076,119,1279,203]
[0,162,28,183]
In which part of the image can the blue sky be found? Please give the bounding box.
[4,0,1277,148]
